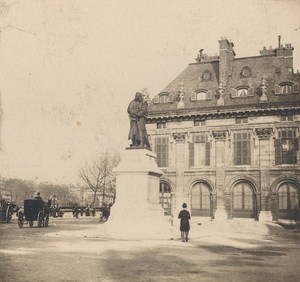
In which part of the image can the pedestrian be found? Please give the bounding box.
[178,203,191,242]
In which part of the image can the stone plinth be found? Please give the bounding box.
[258,211,273,222]
[102,148,173,239]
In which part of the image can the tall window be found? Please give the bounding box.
[157,122,166,129]
[194,120,205,127]
[233,183,253,210]
[236,117,248,124]
[278,183,299,211]
[191,182,210,216]
[159,182,171,215]
[275,129,299,165]
[189,134,210,166]
[233,132,251,165]
[280,115,293,122]
[155,136,169,167]
[232,183,254,220]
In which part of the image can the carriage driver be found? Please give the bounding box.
[34,191,43,201]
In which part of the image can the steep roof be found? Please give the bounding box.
[148,44,300,119]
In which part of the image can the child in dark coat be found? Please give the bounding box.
[178,203,191,242]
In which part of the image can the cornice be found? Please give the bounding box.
[147,102,300,123]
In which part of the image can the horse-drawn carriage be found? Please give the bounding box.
[0,198,16,223]
[18,198,50,228]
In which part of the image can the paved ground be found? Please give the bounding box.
[0,215,299,282]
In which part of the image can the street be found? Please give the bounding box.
[0,215,300,282]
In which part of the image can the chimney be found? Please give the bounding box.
[218,37,235,86]
[275,37,294,68]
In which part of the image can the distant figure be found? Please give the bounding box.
[178,203,191,242]
[127,92,144,147]
[102,205,110,221]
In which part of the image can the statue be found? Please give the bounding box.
[127,91,151,149]
[216,82,225,106]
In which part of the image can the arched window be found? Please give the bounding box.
[278,183,299,221]
[232,182,255,218]
[159,182,171,215]
[191,182,211,216]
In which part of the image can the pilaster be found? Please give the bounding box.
[212,130,228,220]
[255,127,273,221]
[172,132,188,213]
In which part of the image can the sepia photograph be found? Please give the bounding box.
[0,0,300,281]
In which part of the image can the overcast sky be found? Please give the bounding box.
[0,0,299,184]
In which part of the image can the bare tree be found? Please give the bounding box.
[78,151,120,208]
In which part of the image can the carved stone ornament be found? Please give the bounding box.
[172,132,187,143]
[212,130,227,141]
[260,77,268,102]
[216,82,225,106]
[255,128,273,140]
[177,81,185,109]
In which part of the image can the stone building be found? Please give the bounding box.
[146,36,300,222]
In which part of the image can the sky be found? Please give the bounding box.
[0,0,299,184]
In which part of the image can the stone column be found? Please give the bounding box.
[212,130,228,220]
[172,132,188,213]
[255,128,273,222]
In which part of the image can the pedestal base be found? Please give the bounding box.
[100,149,172,239]
[258,211,273,222]
[214,210,228,220]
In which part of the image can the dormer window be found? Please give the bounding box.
[159,95,168,103]
[231,86,254,98]
[197,92,207,100]
[280,84,292,95]
[191,90,212,101]
[274,82,299,95]
[237,88,248,97]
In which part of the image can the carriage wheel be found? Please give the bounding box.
[44,214,49,227]
[18,212,24,228]
[37,211,44,228]
[29,221,33,227]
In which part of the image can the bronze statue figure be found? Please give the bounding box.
[127,91,151,149]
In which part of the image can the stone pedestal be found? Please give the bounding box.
[258,211,273,222]
[214,196,228,220]
[102,148,172,239]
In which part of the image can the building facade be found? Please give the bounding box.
[147,37,300,222]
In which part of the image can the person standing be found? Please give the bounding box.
[178,203,191,242]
